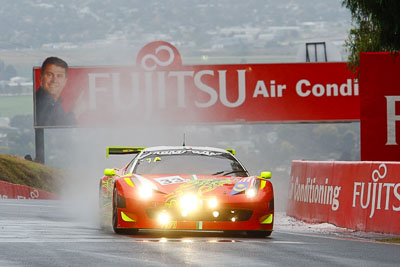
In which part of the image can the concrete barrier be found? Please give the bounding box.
[0,180,57,200]
[287,160,400,234]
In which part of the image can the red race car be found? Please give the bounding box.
[99,146,274,237]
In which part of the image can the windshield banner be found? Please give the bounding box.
[33,41,359,128]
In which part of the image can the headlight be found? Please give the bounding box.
[179,194,199,213]
[245,188,257,198]
[208,198,218,208]
[157,212,170,225]
[135,176,158,199]
[138,185,153,199]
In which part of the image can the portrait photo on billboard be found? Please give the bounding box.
[32,42,360,128]
[34,56,78,128]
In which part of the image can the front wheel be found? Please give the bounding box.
[246,230,272,238]
[112,185,123,234]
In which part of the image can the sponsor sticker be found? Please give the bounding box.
[155,176,187,186]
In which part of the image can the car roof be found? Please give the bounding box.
[142,146,230,154]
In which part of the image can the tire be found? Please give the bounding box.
[223,230,244,237]
[112,185,122,233]
[112,185,138,235]
[246,230,272,238]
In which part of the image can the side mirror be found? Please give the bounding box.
[104,168,116,176]
[260,171,272,179]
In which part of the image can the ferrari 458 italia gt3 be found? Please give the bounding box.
[99,146,274,237]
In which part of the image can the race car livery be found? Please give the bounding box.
[99,146,274,237]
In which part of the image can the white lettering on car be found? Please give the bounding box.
[155,176,187,186]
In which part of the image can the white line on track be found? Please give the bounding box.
[0,237,305,244]
[0,202,58,208]
[275,230,400,246]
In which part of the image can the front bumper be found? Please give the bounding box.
[115,195,274,231]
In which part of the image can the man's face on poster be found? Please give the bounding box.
[40,64,67,101]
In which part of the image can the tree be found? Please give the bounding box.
[7,115,35,157]
[0,59,17,80]
[342,0,400,70]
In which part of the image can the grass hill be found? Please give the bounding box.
[0,154,61,193]
[0,95,33,118]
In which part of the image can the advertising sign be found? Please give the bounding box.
[360,52,400,161]
[287,160,400,234]
[0,181,57,200]
[34,41,359,128]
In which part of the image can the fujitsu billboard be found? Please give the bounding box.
[360,52,400,161]
[33,41,359,128]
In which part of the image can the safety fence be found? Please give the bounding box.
[0,180,57,200]
[286,160,400,235]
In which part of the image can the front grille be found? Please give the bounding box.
[146,208,252,222]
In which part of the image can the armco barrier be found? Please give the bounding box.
[0,180,57,200]
[287,160,400,235]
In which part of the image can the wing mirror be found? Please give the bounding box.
[104,168,116,176]
[260,171,272,179]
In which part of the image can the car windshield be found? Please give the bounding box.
[131,150,248,177]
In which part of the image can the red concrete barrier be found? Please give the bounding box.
[0,180,57,200]
[287,160,400,234]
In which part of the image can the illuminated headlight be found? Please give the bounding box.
[179,194,199,213]
[208,198,218,208]
[158,212,170,225]
[138,185,153,199]
[212,211,219,218]
[246,188,257,198]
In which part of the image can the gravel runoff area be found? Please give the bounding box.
[275,212,400,241]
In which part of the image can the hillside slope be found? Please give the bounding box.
[0,154,62,193]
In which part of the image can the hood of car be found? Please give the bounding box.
[129,174,256,196]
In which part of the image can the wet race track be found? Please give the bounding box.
[0,199,399,267]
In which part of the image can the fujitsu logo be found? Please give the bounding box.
[352,164,400,218]
[140,45,175,71]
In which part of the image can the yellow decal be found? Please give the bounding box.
[144,157,162,163]
[260,180,266,190]
[162,221,177,229]
[260,214,273,224]
[124,178,135,188]
[164,179,232,207]
[102,178,114,198]
[121,212,136,222]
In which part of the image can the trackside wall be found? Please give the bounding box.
[286,160,400,234]
[0,180,57,200]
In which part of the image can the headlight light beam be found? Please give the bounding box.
[158,212,170,225]
[208,198,218,208]
[138,185,153,199]
[179,194,199,213]
[245,188,257,198]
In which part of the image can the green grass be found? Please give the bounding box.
[0,154,62,193]
[0,95,33,118]
[376,238,400,243]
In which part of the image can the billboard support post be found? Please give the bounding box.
[35,128,44,163]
